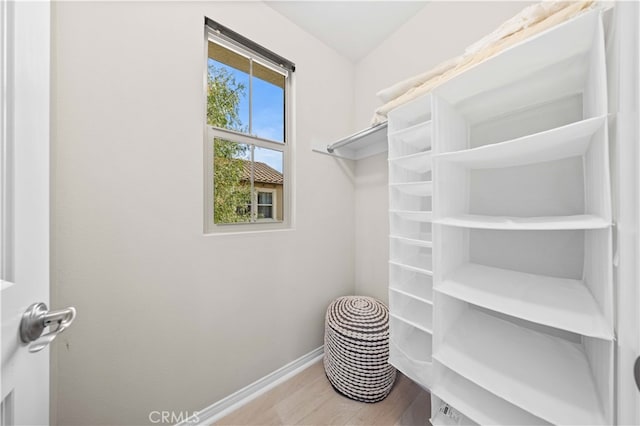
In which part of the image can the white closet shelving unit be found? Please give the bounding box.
[387,9,615,426]
[387,93,435,389]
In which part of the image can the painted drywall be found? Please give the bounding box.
[50,2,355,425]
[354,152,390,303]
[353,1,534,303]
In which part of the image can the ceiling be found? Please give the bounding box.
[265,1,428,62]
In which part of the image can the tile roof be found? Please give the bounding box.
[241,160,283,185]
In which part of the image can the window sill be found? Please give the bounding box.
[203,223,294,237]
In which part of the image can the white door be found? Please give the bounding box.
[0,1,57,424]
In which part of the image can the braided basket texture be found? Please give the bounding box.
[323,296,397,403]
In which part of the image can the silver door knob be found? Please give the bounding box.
[20,303,76,353]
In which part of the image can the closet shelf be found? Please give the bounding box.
[390,316,433,361]
[390,261,433,303]
[389,235,432,248]
[390,286,433,328]
[389,286,432,306]
[389,315,433,387]
[431,364,551,426]
[433,116,605,168]
[388,121,432,152]
[314,122,388,160]
[435,263,613,339]
[436,213,609,230]
[389,344,432,389]
[390,313,432,334]
[389,151,432,173]
[433,308,608,426]
[390,262,432,278]
[390,181,433,197]
[433,10,603,121]
[390,253,432,271]
[390,210,432,223]
[390,287,433,305]
[388,93,432,130]
[389,260,433,276]
[430,408,477,426]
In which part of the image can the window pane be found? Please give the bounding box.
[214,138,251,224]
[257,206,273,219]
[257,192,272,205]
[252,62,285,143]
[207,42,250,133]
[252,147,283,221]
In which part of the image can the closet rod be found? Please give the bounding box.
[326,122,388,153]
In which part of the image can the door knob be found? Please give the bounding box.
[20,303,76,353]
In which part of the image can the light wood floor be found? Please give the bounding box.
[214,360,430,426]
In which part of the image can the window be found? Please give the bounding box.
[257,190,276,220]
[204,19,294,232]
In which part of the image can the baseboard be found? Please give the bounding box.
[177,346,324,426]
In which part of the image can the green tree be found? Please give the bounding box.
[208,63,252,224]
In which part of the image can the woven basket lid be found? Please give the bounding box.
[326,296,389,340]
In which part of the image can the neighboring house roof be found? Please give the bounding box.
[240,160,283,185]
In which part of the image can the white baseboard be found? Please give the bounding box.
[177,346,324,426]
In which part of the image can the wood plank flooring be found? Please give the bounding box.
[215,360,430,426]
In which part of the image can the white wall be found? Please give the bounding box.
[354,153,390,303]
[353,2,533,302]
[51,1,544,423]
[51,2,356,425]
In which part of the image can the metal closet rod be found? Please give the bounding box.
[326,122,388,153]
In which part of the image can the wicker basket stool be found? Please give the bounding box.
[323,296,397,403]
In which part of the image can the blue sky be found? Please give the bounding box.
[209,58,284,173]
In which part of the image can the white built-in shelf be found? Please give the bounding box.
[390,316,432,361]
[389,151,432,173]
[433,10,605,121]
[389,252,432,273]
[388,92,434,391]
[433,308,608,425]
[433,115,611,225]
[430,411,478,426]
[426,8,612,425]
[436,263,613,339]
[431,365,551,426]
[388,121,432,154]
[390,287,432,305]
[389,235,432,248]
[436,213,609,230]
[390,210,432,223]
[390,313,432,335]
[389,260,432,276]
[431,396,479,426]
[390,261,433,302]
[389,315,433,388]
[389,232,433,245]
[389,286,433,305]
[434,116,605,167]
[390,181,432,197]
[388,93,432,131]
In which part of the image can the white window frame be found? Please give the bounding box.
[203,27,293,234]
